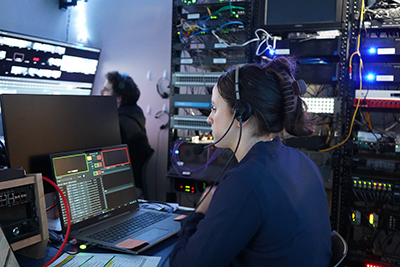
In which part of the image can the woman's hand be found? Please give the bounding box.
[196,186,217,214]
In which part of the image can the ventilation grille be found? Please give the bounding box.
[172,72,224,86]
[302,97,340,114]
[171,115,211,130]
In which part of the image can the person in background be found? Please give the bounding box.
[101,71,154,198]
[169,57,332,266]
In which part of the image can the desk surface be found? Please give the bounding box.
[14,205,192,267]
[16,234,177,267]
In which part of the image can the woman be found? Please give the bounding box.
[170,57,332,266]
[100,71,154,196]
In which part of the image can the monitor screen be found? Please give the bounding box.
[0,29,100,95]
[0,94,122,191]
[259,0,343,33]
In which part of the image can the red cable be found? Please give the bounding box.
[41,176,71,267]
[45,202,57,212]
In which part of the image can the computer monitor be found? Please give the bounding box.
[258,0,344,33]
[0,29,100,95]
[0,94,122,191]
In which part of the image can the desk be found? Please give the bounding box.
[16,234,178,267]
[14,203,193,267]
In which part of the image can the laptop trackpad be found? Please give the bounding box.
[135,228,169,242]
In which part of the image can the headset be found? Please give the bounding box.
[233,65,252,122]
[117,71,129,91]
[157,77,169,99]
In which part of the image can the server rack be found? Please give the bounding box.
[341,0,400,265]
[167,0,258,206]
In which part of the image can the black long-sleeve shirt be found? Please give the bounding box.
[170,137,332,267]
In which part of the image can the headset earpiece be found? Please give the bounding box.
[118,72,129,90]
[234,99,252,122]
[234,66,252,122]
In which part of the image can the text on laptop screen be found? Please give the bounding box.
[52,146,138,227]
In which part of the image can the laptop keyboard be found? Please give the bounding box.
[87,212,172,243]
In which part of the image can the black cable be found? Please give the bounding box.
[160,116,243,267]
[155,110,170,130]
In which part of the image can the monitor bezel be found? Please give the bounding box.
[258,0,345,34]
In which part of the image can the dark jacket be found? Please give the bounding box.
[118,104,154,189]
[170,137,332,267]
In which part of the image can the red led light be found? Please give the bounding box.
[33,57,40,62]
[366,263,387,267]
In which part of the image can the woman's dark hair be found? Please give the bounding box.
[216,56,315,137]
[105,71,140,105]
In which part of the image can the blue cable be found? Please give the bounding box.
[219,21,244,29]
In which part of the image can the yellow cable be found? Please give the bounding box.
[364,112,373,130]
[318,123,332,144]
[319,1,365,152]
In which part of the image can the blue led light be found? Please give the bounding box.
[366,73,375,81]
[268,49,275,56]
[368,47,376,54]
[174,150,180,155]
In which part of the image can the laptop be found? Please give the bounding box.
[49,144,181,254]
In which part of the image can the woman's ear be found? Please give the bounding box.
[235,115,252,127]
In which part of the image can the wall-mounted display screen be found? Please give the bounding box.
[0,29,100,95]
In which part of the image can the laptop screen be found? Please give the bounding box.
[50,144,140,232]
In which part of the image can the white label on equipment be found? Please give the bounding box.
[190,43,205,49]
[213,58,226,64]
[376,75,394,82]
[214,43,228,48]
[181,58,193,64]
[187,13,200,19]
[377,48,395,55]
[275,49,290,55]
